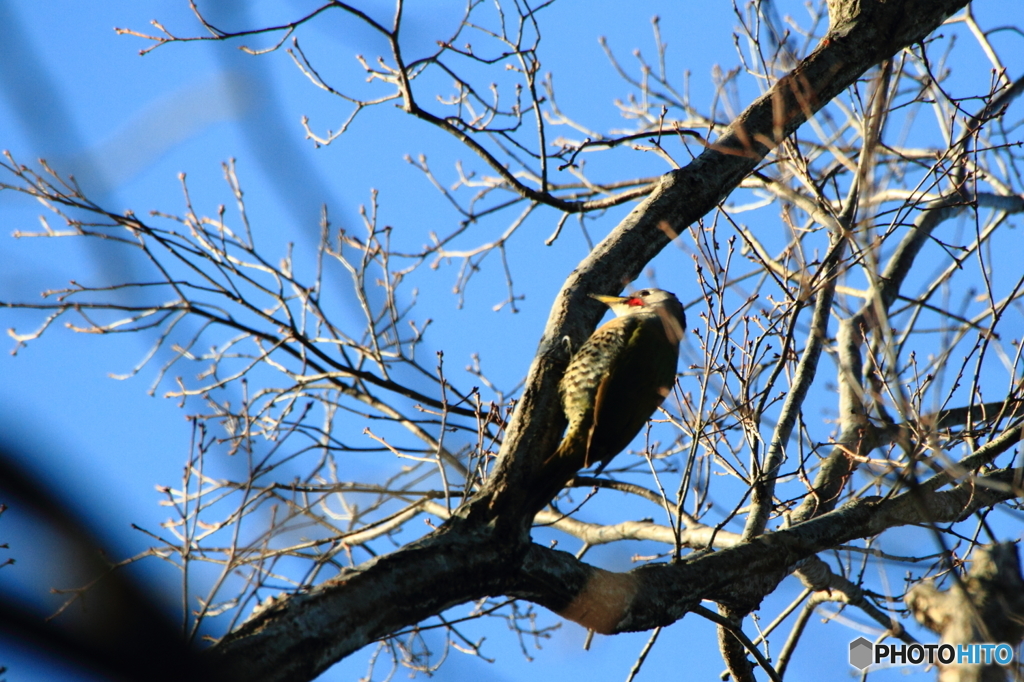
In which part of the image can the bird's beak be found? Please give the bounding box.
[589,293,627,305]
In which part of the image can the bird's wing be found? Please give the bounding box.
[559,317,629,424]
[585,316,678,469]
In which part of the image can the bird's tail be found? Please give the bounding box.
[523,425,589,516]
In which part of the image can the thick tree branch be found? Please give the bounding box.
[213,520,522,682]
[480,0,971,524]
[208,458,1019,682]
[511,468,1021,636]
[907,542,1024,682]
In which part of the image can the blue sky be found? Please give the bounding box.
[2,2,1022,681]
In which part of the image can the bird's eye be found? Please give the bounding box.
[639,289,649,296]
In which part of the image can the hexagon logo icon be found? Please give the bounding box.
[849,637,873,669]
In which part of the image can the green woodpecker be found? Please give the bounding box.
[529,288,686,511]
